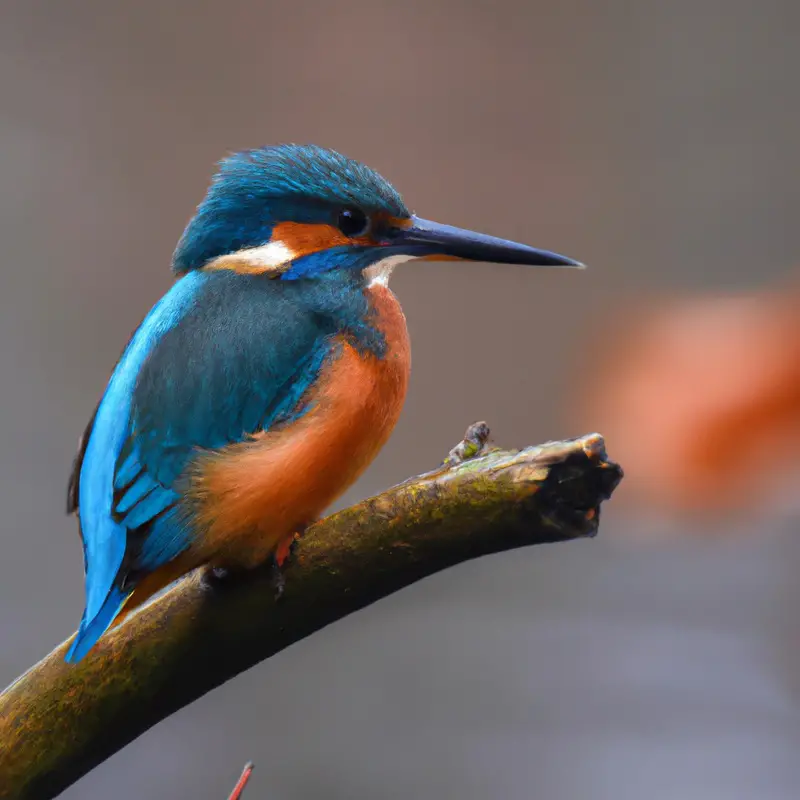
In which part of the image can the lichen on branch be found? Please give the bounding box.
[0,423,622,800]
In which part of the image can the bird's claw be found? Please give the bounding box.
[269,557,286,601]
[274,531,301,568]
[270,528,308,601]
[201,564,244,594]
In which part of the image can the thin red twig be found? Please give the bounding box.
[227,761,255,800]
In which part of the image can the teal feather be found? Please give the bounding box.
[67,268,382,661]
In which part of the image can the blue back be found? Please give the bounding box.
[66,268,383,661]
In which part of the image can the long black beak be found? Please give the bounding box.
[385,215,584,268]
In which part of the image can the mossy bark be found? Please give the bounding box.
[0,426,622,800]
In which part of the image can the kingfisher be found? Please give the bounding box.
[65,144,583,662]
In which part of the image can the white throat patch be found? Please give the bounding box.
[363,254,415,287]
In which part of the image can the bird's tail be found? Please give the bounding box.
[64,585,129,663]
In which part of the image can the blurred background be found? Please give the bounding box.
[2,0,800,797]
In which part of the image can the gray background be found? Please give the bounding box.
[2,1,799,797]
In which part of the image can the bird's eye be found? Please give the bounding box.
[337,208,370,237]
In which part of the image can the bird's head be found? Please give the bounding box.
[172,144,583,280]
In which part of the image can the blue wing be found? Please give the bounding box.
[66,270,361,662]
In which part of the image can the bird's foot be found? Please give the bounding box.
[202,561,286,603]
[269,526,310,600]
[274,531,301,568]
[201,564,246,592]
[202,526,310,601]
[200,565,235,596]
[210,566,231,582]
[269,557,286,601]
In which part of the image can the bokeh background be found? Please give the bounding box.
[2,1,800,797]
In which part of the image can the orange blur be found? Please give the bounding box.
[570,284,800,518]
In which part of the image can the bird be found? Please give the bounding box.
[65,144,583,662]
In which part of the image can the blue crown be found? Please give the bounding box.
[172,144,409,273]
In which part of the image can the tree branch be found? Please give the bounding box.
[0,424,622,800]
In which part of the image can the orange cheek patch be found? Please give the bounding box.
[271,221,375,260]
[272,214,414,257]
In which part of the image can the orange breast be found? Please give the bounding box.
[186,283,411,569]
